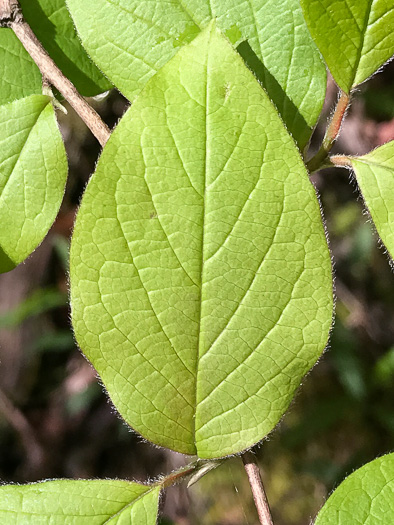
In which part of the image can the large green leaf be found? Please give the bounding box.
[339,141,394,260]
[0,95,67,273]
[0,0,111,104]
[315,453,394,524]
[70,23,333,459]
[0,28,42,104]
[301,0,394,93]
[66,0,326,148]
[0,479,161,523]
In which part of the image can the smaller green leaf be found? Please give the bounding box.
[0,95,67,273]
[314,453,394,524]
[337,141,394,260]
[0,479,161,523]
[19,0,112,96]
[0,29,42,104]
[0,0,111,104]
[301,0,394,93]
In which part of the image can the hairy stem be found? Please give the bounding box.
[330,155,353,167]
[307,90,350,173]
[160,462,200,489]
[242,451,274,525]
[0,0,111,146]
[159,459,221,489]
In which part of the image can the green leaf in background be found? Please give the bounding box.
[0,95,67,273]
[66,0,326,148]
[373,346,394,388]
[0,479,161,523]
[0,29,42,104]
[314,453,394,524]
[336,141,394,259]
[0,0,111,104]
[70,23,333,459]
[301,0,394,93]
[0,287,67,328]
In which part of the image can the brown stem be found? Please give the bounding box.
[0,0,110,146]
[307,90,350,173]
[242,451,274,525]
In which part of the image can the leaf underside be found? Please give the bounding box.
[66,0,326,148]
[70,24,333,459]
[0,95,67,273]
[314,453,394,524]
[301,0,394,93]
[349,140,394,260]
[0,479,161,524]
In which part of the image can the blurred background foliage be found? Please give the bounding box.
[0,60,393,525]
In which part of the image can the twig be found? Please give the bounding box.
[307,90,350,173]
[0,386,45,470]
[242,451,274,525]
[0,0,110,146]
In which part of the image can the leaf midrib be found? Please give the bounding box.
[0,99,48,202]
[106,0,178,39]
[192,26,212,445]
[350,0,374,87]
[102,486,158,524]
[173,0,202,27]
[352,157,394,173]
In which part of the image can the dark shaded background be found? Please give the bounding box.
[0,62,393,524]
